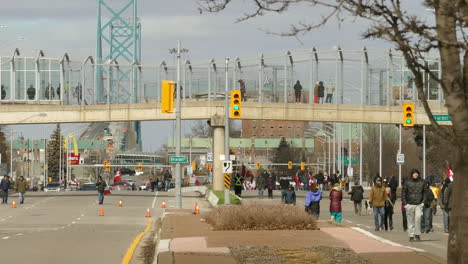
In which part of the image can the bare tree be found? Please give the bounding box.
[188,120,211,138]
[199,0,468,261]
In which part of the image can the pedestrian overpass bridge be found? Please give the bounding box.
[0,47,449,125]
[0,99,449,125]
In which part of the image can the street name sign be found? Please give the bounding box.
[433,115,451,122]
[169,156,188,163]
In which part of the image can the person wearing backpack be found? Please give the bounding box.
[349,181,364,216]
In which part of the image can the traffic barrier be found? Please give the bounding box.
[99,207,105,216]
[145,208,151,218]
[11,201,16,208]
[161,200,166,208]
[118,200,123,207]
[194,202,200,215]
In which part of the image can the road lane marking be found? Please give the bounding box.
[72,222,76,224]
[345,220,353,223]
[16,233,22,236]
[2,237,10,240]
[121,218,153,264]
[351,227,425,252]
[151,191,159,209]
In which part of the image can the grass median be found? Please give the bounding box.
[212,190,241,205]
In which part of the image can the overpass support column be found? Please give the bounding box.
[210,115,225,191]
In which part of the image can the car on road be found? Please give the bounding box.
[139,182,151,191]
[110,182,131,191]
[81,183,96,191]
[45,182,61,192]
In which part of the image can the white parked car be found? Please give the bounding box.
[45,182,61,192]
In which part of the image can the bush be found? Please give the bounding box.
[205,204,318,231]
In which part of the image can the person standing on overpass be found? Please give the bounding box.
[96,177,107,205]
[1,175,11,204]
[294,80,303,103]
[15,176,28,204]
[402,169,427,242]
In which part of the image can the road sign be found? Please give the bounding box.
[347,167,354,177]
[169,156,188,163]
[224,173,231,189]
[396,153,405,165]
[335,157,358,165]
[433,114,451,121]
[207,152,213,162]
[222,161,233,173]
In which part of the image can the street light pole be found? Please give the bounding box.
[224,57,230,205]
[175,41,182,209]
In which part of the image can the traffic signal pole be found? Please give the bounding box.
[224,58,230,205]
[175,41,182,209]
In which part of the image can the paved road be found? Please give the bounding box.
[0,190,208,264]
[240,189,448,260]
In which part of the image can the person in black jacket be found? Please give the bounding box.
[293,80,302,103]
[401,169,427,242]
[349,181,364,216]
[388,176,398,204]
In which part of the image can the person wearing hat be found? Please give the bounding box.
[402,169,427,242]
[369,177,388,231]
[329,183,343,222]
[305,183,322,219]
[284,185,296,205]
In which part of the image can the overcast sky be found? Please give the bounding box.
[2,0,429,151]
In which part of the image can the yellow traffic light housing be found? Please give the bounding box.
[161,80,175,113]
[403,103,414,127]
[230,90,242,118]
[103,161,111,172]
[288,161,293,170]
[256,161,261,169]
[300,162,305,171]
[206,163,211,170]
[191,162,197,171]
[137,162,143,171]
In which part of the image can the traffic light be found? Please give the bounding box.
[161,80,175,113]
[300,162,305,171]
[288,161,293,170]
[191,162,197,172]
[230,90,242,118]
[26,162,30,169]
[103,160,111,172]
[104,128,109,135]
[403,103,414,127]
[137,162,143,171]
[256,161,261,169]
[206,162,211,170]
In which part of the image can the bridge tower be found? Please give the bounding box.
[96,0,142,151]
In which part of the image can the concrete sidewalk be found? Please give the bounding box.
[155,209,446,264]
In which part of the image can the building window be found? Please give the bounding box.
[253,134,257,137]
[262,133,265,137]
[252,125,257,129]
[262,125,266,128]
[296,126,301,129]
[270,134,274,137]
[297,134,301,137]
[278,125,283,129]
[270,125,274,128]
[287,125,292,128]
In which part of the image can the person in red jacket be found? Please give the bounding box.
[329,183,343,222]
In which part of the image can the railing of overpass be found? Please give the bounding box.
[0,47,443,107]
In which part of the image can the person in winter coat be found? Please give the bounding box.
[233,173,244,197]
[439,178,451,233]
[388,176,398,204]
[401,169,427,242]
[316,172,324,191]
[1,175,11,204]
[313,81,319,104]
[349,181,364,216]
[15,176,28,204]
[300,173,308,191]
[325,83,335,103]
[266,174,275,199]
[318,81,325,104]
[293,172,301,191]
[305,183,322,219]
[279,176,290,203]
[369,177,388,231]
[293,80,303,103]
[284,185,296,205]
[344,175,350,192]
[421,181,435,233]
[96,176,107,205]
[255,173,265,199]
[329,183,343,222]
[383,179,394,231]
[443,179,453,233]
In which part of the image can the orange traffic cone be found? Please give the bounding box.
[194,202,200,215]
[99,207,105,216]
[11,201,17,208]
[161,200,166,209]
[118,200,123,207]
[145,208,151,218]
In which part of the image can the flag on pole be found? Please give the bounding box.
[446,162,454,181]
[241,164,246,178]
[308,169,316,186]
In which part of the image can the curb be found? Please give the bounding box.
[153,212,170,264]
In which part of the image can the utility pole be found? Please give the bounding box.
[224,57,230,205]
[175,41,182,209]
[379,124,382,177]
[399,124,402,186]
[423,125,426,179]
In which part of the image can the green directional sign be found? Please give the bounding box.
[433,115,451,122]
[169,156,188,163]
[335,157,358,165]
